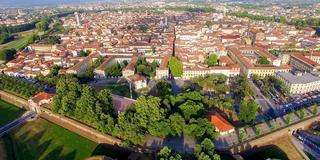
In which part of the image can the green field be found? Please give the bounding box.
[0,99,24,126]
[0,35,31,50]
[4,118,99,160]
[0,30,36,51]
[0,99,132,160]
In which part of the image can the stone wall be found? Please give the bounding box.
[0,90,122,145]
[0,90,29,109]
[230,115,320,153]
[40,108,122,145]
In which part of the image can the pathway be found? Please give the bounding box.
[0,111,36,137]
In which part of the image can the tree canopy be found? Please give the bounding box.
[169,57,183,77]
[238,99,259,123]
[206,54,219,66]
[0,74,43,98]
[52,76,116,134]
[0,48,16,61]
[257,56,271,65]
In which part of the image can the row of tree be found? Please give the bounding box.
[52,76,116,133]
[115,90,217,146]
[0,74,43,98]
[0,32,14,44]
[157,138,221,160]
[0,21,36,34]
[0,48,16,61]
[51,76,218,146]
[252,75,289,98]
[232,76,259,124]
[231,11,320,29]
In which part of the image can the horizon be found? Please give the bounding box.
[0,0,111,7]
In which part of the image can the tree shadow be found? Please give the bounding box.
[42,145,64,160]
[241,144,289,160]
[91,143,132,160]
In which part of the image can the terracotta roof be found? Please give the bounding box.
[291,54,318,67]
[31,92,54,103]
[128,74,146,82]
[210,114,234,132]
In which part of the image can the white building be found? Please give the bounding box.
[276,72,320,94]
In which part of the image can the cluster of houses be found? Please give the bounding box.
[3,7,320,136]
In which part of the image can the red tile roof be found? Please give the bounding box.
[31,92,54,103]
[292,54,318,67]
[210,114,234,132]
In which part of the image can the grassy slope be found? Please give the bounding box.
[6,119,99,160]
[0,30,35,50]
[0,99,24,126]
[0,99,24,160]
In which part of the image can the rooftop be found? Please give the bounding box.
[209,114,234,132]
[276,72,320,84]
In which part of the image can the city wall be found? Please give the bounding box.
[39,108,122,145]
[0,90,122,145]
[230,115,320,154]
[0,90,29,110]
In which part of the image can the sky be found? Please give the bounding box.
[0,0,106,7]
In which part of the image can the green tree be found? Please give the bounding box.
[97,89,115,116]
[254,125,261,135]
[194,138,221,160]
[279,16,287,24]
[148,120,172,137]
[35,21,49,32]
[156,80,172,98]
[312,105,318,116]
[184,118,216,140]
[47,35,61,44]
[157,146,182,160]
[205,21,213,27]
[179,100,204,120]
[79,50,90,57]
[139,24,149,32]
[169,57,183,77]
[0,32,13,44]
[297,109,306,119]
[114,111,145,145]
[133,96,165,129]
[105,62,123,77]
[257,56,270,65]
[239,129,246,142]
[206,54,218,66]
[49,65,61,76]
[169,113,186,136]
[285,113,292,125]
[0,48,16,61]
[238,99,259,123]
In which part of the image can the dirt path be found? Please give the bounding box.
[0,139,7,160]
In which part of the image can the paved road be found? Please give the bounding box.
[293,130,320,158]
[0,111,36,137]
[248,79,275,112]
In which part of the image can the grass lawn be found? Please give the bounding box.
[4,118,99,160]
[0,99,25,126]
[0,35,30,50]
[0,30,36,51]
